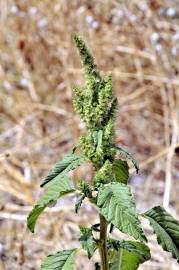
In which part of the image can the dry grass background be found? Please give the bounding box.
[0,0,179,269]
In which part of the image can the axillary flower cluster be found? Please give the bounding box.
[73,34,117,183]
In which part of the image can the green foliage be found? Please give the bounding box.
[109,240,150,270]
[113,159,129,184]
[115,146,139,173]
[73,33,117,167]
[94,159,114,184]
[79,226,96,259]
[40,153,85,187]
[96,130,103,150]
[97,182,146,242]
[27,34,179,270]
[75,180,93,213]
[75,194,85,213]
[27,176,74,232]
[41,249,77,270]
[78,180,92,197]
[145,206,179,261]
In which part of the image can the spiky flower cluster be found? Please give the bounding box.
[73,34,118,171]
[94,160,114,184]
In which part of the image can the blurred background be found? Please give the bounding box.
[0,0,179,269]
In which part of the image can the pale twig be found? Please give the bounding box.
[0,183,33,204]
[68,68,179,86]
[118,86,147,105]
[163,86,178,210]
[0,112,40,141]
[0,212,27,221]
[6,130,68,156]
[115,45,156,62]
[32,103,67,116]
[1,161,31,187]
[130,142,179,173]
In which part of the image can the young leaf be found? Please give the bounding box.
[97,183,146,242]
[27,176,74,233]
[79,226,96,259]
[75,194,85,213]
[40,154,85,187]
[144,206,179,261]
[97,130,103,149]
[92,130,103,150]
[113,159,129,184]
[41,249,77,270]
[115,146,139,174]
[109,240,150,270]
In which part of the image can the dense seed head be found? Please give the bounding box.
[73,34,118,166]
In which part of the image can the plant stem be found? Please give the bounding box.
[99,214,109,270]
[119,248,123,270]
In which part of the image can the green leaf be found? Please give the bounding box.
[144,206,179,261]
[109,240,150,270]
[97,183,146,242]
[113,159,129,184]
[75,194,85,213]
[41,249,77,270]
[97,130,103,149]
[40,154,85,187]
[27,176,74,232]
[115,146,139,174]
[79,226,96,259]
[92,130,103,150]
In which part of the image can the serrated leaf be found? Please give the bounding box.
[27,176,74,232]
[75,194,85,213]
[144,206,179,261]
[41,154,85,187]
[97,183,146,242]
[113,159,129,184]
[115,146,139,174]
[79,226,96,259]
[41,249,77,270]
[109,240,150,270]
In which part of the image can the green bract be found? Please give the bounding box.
[27,34,179,270]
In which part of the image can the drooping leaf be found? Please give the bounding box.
[75,194,85,213]
[27,176,74,233]
[97,183,146,242]
[41,249,77,270]
[109,240,150,270]
[144,206,179,261]
[113,159,129,184]
[40,154,85,187]
[115,146,139,174]
[79,226,96,259]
